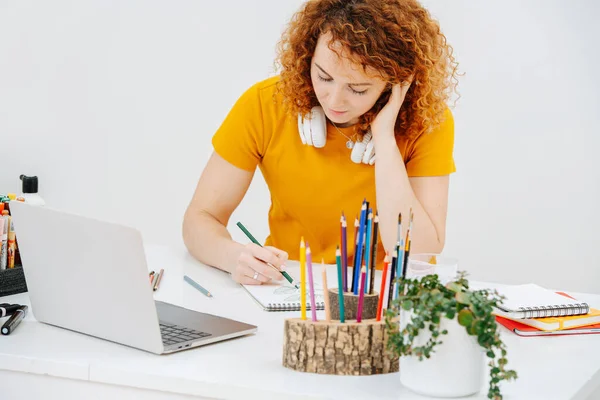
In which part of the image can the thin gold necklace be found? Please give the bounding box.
[331,122,357,149]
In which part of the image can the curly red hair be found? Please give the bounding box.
[274,0,459,139]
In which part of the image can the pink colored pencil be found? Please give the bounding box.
[306,242,317,322]
[341,213,348,292]
[357,265,367,323]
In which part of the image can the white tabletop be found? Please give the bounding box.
[0,244,599,400]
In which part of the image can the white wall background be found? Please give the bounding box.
[1,0,598,293]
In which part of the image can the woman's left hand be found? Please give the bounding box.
[370,78,413,141]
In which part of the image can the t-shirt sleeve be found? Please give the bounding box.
[405,108,456,177]
[211,82,265,172]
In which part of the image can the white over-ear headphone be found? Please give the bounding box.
[298,106,375,165]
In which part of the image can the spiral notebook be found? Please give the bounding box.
[241,262,331,312]
[491,283,590,319]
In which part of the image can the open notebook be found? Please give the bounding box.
[488,283,590,319]
[241,261,336,312]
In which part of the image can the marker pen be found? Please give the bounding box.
[1,305,28,335]
[0,212,6,270]
[0,303,22,317]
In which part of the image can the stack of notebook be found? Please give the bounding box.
[489,283,600,337]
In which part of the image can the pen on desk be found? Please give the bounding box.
[153,268,164,291]
[1,305,27,335]
[235,221,299,288]
[151,271,159,288]
[0,303,22,317]
[184,275,213,298]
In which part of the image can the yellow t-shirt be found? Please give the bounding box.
[212,76,455,266]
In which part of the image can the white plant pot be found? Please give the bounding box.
[399,310,485,398]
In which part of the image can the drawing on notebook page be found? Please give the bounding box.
[274,281,324,302]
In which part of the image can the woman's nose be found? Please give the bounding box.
[327,85,346,109]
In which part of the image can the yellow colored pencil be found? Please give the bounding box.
[300,237,307,320]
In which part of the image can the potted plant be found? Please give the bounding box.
[385,271,518,400]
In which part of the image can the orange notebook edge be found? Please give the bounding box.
[496,316,600,337]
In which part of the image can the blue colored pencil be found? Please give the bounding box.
[396,239,404,299]
[184,275,213,298]
[353,201,367,295]
[364,209,373,294]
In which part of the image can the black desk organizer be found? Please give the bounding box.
[0,264,27,297]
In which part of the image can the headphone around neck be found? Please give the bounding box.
[298,106,375,165]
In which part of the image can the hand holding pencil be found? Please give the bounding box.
[234,222,290,285]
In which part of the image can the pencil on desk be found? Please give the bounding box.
[151,271,159,289]
[235,221,299,288]
[149,271,155,284]
[153,268,164,291]
[184,275,213,298]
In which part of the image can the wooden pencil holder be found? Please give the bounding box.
[327,288,379,320]
[282,318,399,375]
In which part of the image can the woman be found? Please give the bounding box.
[183,0,459,285]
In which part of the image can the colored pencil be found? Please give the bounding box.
[387,248,398,310]
[341,213,348,292]
[184,275,213,298]
[153,268,164,291]
[149,271,155,284]
[364,209,373,294]
[353,202,367,295]
[321,260,331,321]
[351,216,359,292]
[151,271,159,289]
[300,237,307,320]
[376,255,389,321]
[396,240,404,298]
[401,210,413,279]
[236,221,298,288]
[368,212,379,294]
[335,246,345,323]
[397,212,402,247]
[357,265,367,323]
[306,242,317,322]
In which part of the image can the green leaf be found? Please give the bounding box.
[402,300,413,310]
[455,291,471,305]
[446,282,462,292]
[457,309,474,327]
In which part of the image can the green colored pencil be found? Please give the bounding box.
[336,246,345,323]
[236,221,299,288]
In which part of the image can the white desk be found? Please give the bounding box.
[0,245,599,400]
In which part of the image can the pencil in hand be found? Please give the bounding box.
[235,221,299,288]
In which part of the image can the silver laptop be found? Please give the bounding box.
[9,201,257,354]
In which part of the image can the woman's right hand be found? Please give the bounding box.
[231,243,288,285]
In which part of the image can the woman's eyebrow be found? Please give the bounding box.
[314,63,372,86]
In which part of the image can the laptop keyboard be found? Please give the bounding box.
[160,322,212,346]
